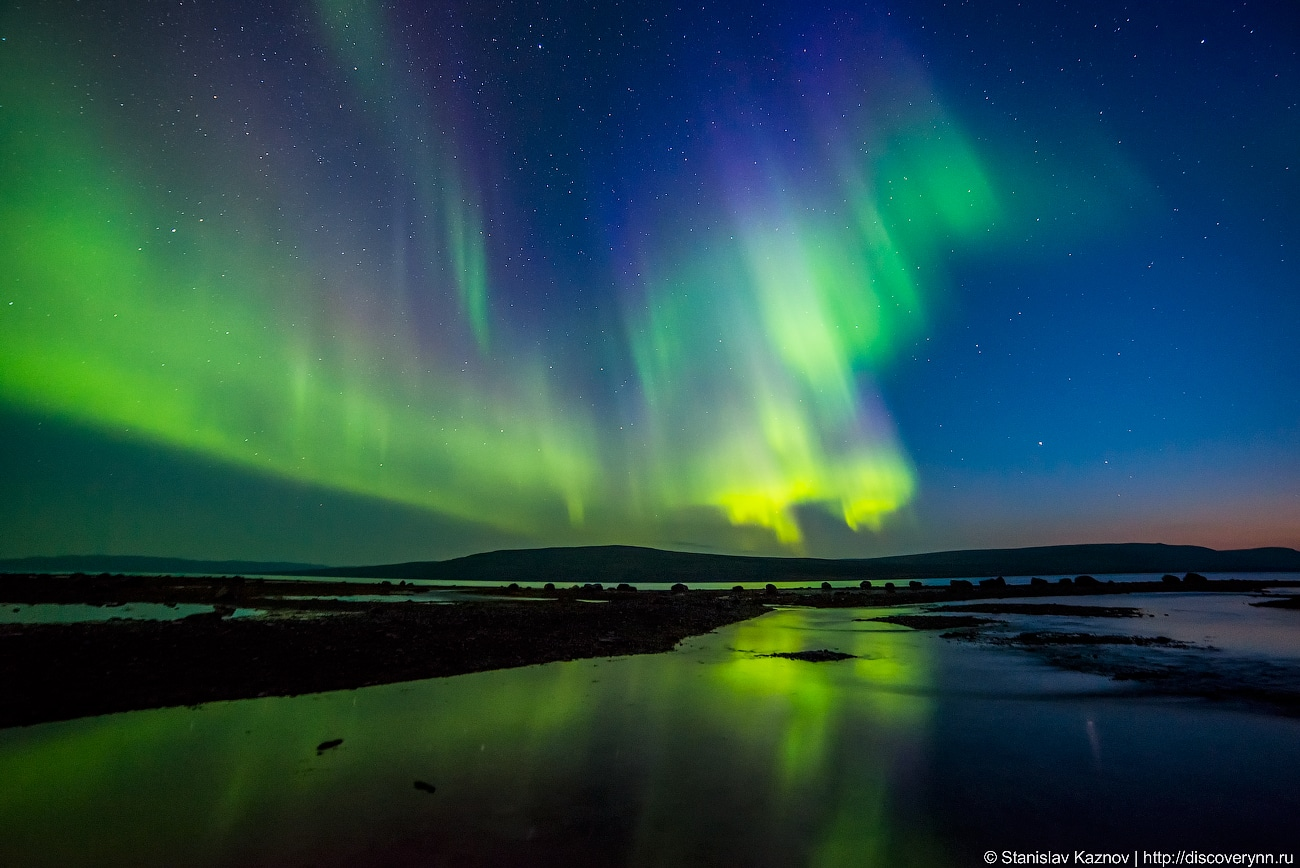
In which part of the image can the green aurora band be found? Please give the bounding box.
[624,112,996,543]
[0,1,998,550]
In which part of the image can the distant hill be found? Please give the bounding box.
[7,544,1297,583]
[294,542,1300,584]
[0,555,324,576]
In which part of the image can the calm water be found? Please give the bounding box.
[0,593,527,624]
[1,595,1297,866]
[0,603,268,624]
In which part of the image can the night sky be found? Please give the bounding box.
[1,0,1296,564]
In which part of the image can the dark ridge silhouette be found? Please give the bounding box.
[0,555,324,576]
[290,543,1300,584]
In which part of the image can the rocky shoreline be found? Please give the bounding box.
[1,573,1296,728]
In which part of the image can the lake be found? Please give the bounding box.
[1,594,1296,866]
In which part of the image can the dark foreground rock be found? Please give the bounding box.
[762,649,856,662]
[1252,595,1300,610]
[861,614,996,630]
[942,627,1300,715]
[977,631,1191,648]
[931,603,1147,618]
[0,595,768,729]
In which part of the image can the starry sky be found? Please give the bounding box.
[1,0,1297,564]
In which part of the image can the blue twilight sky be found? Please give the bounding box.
[0,0,1296,563]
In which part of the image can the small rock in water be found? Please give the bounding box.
[821,582,833,590]
[413,780,437,794]
[316,738,343,754]
[670,583,688,593]
[181,608,225,623]
[909,580,923,589]
[864,614,995,630]
[859,580,872,589]
[763,649,856,663]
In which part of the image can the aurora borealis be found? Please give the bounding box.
[2,0,1297,562]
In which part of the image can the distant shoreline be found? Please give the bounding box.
[5,542,1300,584]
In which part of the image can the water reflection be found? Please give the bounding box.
[1,603,1298,866]
[0,608,947,867]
